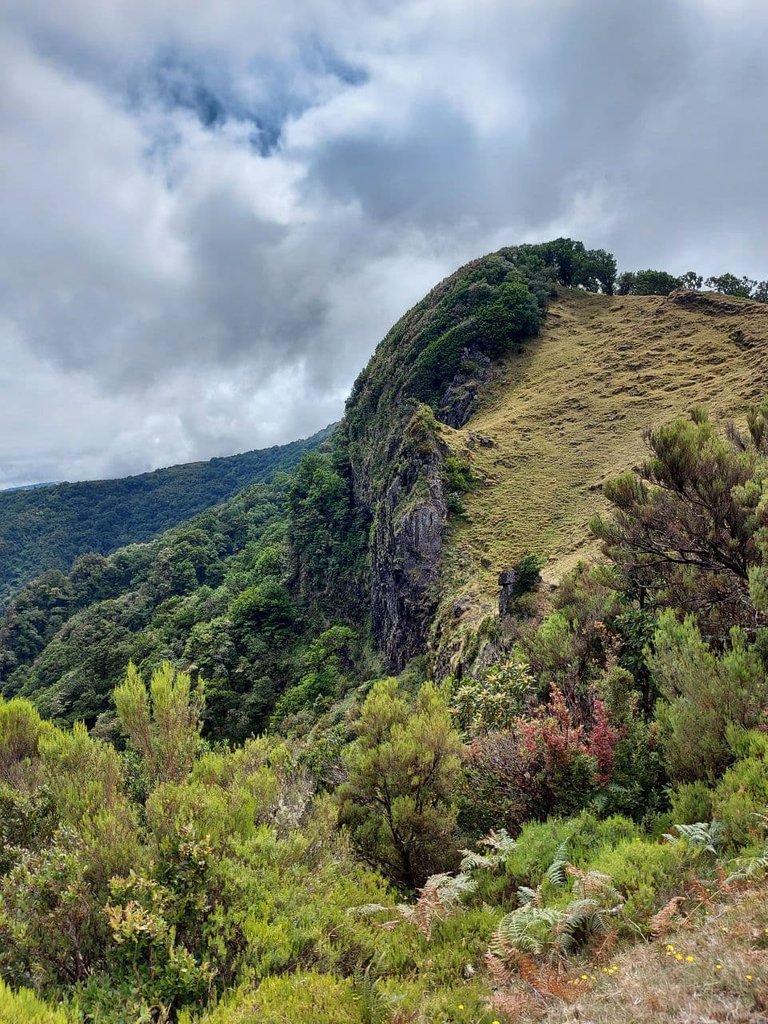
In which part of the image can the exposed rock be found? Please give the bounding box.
[453,595,472,618]
[498,567,518,616]
[369,442,447,670]
[438,347,493,428]
[668,288,754,317]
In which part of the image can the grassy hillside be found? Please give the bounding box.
[442,287,768,618]
[0,425,333,604]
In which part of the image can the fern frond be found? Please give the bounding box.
[649,896,685,936]
[481,828,518,859]
[517,886,541,907]
[570,869,621,904]
[459,850,497,872]
[492,906,564,956]
[663,821,722,854]
[724,849,768,885]
[556,898,615,954]
[545,841,569,887]
[347,903,392,918]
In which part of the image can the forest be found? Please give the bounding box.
[2,241,768,1022]
[0,425,332,606]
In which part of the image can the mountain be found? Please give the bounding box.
[4,243,767,734]
[0,425,333,604]
[435,285,768,671]
[3,240,768,1023]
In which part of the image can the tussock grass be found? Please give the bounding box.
[444,288,768,609]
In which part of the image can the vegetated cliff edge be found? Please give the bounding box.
[6,244,768,726]
[334,246,553,670]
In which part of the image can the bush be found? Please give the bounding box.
[593,837,690,922]
[195,973,363,1024]
[459,689,609,837]
[0,979,70,1023]
[338,679,462,888]
[650,614,768,783]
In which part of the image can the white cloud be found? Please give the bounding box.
[1,0,768,484]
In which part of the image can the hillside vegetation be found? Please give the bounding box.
[0,425,333,605]
[2,241,768,1022]
[437,287,768,653]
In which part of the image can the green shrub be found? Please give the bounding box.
[0,979,70,1023]
[592,838,689,922]
[338,679,462,888]
[669,781,714,825]
[193,972,364,1024]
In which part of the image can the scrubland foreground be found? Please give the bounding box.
[1,241,768,1022]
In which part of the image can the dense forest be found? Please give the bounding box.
[2,241,768,1022]
[0,425,333,606]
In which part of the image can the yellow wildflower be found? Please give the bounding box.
[686,956,694,963]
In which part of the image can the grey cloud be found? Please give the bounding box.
[2,0,768,486]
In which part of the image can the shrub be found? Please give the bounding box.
[669,781,713,825]
[338,679,462,888]
[650,614,768,783]
[114,662,204,785]
[195,973,364,1024]
[0,979,70,1023]
[593,838,689,922]
[459,689,605,836]
[452,656,535,736]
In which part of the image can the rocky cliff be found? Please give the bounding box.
[338,246,551,669]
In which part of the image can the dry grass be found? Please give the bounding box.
[441,288,768,621]
[523,882,768,1024]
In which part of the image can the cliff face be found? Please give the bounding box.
[339,247,550,669]
[367,410,448,669]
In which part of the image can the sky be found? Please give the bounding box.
[2,0,768,487]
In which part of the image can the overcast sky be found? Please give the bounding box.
[1,0,767,486]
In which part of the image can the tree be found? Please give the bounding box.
[573,248,617,295]
[592,404,767,635]
[649,612,768,783]
[617,271,636,295]
[114,662,204,785]
[705,273,755,298]
[630,270,681,296]
[679,271,702,290]
[338,678,462,888]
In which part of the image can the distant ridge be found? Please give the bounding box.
[0,424,334,603]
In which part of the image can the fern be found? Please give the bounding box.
[492,906,564,955]
[459,849,497,872]
[663,821,722,854]
[517,886,541,907]
[568,867,622,904]
[556,898,617,954]
[544,841,569,887]
[460,829,518,874]
[724,847,768,885]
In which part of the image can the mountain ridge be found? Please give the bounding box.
[0,423,334,604]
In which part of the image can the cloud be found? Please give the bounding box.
[1,0,768,485]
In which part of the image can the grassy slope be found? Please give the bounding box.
[442,288,768,618]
